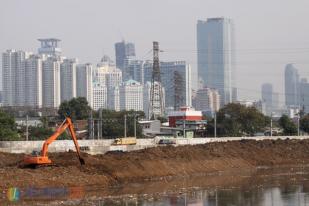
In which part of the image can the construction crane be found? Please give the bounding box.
[23,117,85,167]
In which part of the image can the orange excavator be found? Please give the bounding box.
[23,117,85,166]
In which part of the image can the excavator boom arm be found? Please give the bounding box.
[40,117,85,165]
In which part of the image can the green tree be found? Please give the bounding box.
[94,109,145,138]
[0,110,19,140]
[58,97,91,120]
[300,114,309,133]
[278,115,297,135]
[216,103,269,137]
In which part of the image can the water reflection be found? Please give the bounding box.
[97,185,309,206]
[4,167,309,205]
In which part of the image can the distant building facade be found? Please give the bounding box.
[144,61,192,110]
[124,58,144,83]
[92,83,107,110]
[197,18,236,106]
[60,58,77,102]
[42,56,61,108]
[285,64,300,107]
[2,50,30,106]
[24,55,43,107]
[261,83,273,115]
[119,80,143,111]
[93,57,122,110]
[300,78,309,113]
[76,63,93,107]
[115,41,135,72]
[193,87,220,112]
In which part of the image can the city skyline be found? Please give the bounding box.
[1,0,309,103]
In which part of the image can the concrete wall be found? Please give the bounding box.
[0,136,308,154]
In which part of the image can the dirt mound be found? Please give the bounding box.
[1,139,309,188]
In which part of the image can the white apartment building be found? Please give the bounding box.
[92,83,107,110]
[109,86,120,111]
[2,50,30,106]
[24,55,42,107]
[60,58,77,102]
[193,87,220,112]
[119,80,143,111]
[42,57,61,108]
[94,62,122,89]
[93,58,122,110]
[76,63,93,107]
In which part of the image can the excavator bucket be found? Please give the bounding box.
[79,157,85,165]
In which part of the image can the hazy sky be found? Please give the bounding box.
[1,0,309,105]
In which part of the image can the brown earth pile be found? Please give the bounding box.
[1,139,309,189]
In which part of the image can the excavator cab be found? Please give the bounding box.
[23,117,85,167]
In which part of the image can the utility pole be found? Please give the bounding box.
[89,110,94,139]
[99,109,102,139]
[297,113,300,136]
[134,114,137,138]
[270,112,273,137]
[124,114,127,138]
[214,112,217,138]
[183,115,186,138]
[26,115,29,141]
[97,120,99,140]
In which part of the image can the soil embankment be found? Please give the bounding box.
[1,139,309,188]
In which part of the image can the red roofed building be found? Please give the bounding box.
[168,106,203,127]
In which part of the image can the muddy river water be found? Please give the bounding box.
[3,166,309,205]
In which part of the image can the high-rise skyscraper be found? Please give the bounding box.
[197,18,236,106]
[261,83,273,115]
[42,56,61,108]
[285,64,300,107]
[115,41,135,72]
[76,63,93,107]
[60,58,77,102]
[2,50,30,106]
[299,78,309,113]
[24,55,43,107]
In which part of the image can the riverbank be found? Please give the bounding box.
[1,139,309,189]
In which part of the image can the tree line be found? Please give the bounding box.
[0,98,309,140]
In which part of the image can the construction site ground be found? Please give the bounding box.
[1,138,309,190]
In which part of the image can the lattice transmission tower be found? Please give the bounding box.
[149,41,164,120]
